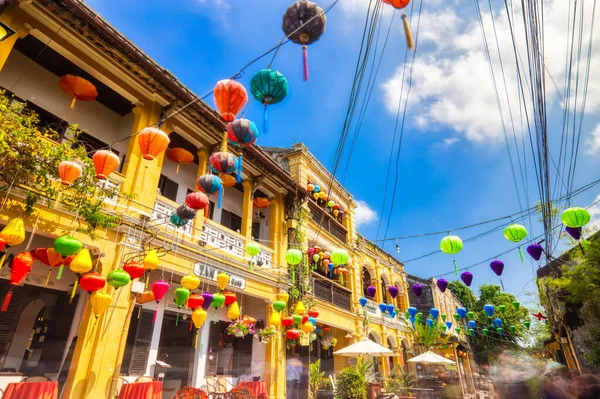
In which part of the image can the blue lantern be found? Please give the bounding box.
[359,297,368,308]
[457,307,467,319]
[408,307,417,318]
[445,321,453,329]
[495,318,503,327]
[390,311,396,318]
[409,316,415,324]
[484,304,495,317]
[426,319,433,327]
[379,303,387,313]
[430,308,440,319]
[386,304,395,314]
[309,316,317,326]
[468,320,476,329]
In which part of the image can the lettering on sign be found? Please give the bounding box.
[194,262,246,290]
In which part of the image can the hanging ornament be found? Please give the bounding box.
[142,249,160,288]
[526,243,544,261]
[440,235,463,275]
[512,301,521,310]
[430,308,440,319]
[181,274,201,291]
[412,283,423,297]
[201,292,214,310]
[286,329,300,340]
[359,298,368,307]
[270,311,282,327]
[211,293,224,318]
[436,279,448,293]
[197,175,223,208]
[59,75,97,109]
[273,300,286,313]
[227,119,259,147]
[330,248,349,265]
[0,218,26,259]
[278,292,290,304]
[192,308,208,348]
[173,287,191,326]
[136,290,155,305]
[301,322,313,333]
[367,285,376,298]
[227,301,240,319]
[483,304,495,317]
[242,315,256,326]
[295,301,306,315]
[68,248,93,302]
[460,271,473,287]
[57,160,82,186]
[253,197,271,209]
[151,280,170,323]
[107,269,131,289]
[509,325,516,334]
[286,249,303,284]
[79,272,106,293]
[457,308,467,319]
[308,309,319,318]
[32,248,64,285]
[282,316,294,327]
[496,327,503,336]
[1,252,34,311]
[561,207,590,228]
[490,260,506,290]
[565,226,587,254]
[187,294,204,310]
[524,321,531,329]
[337,267,348,285]
[245,242,261,270]
[217,272,230,291]
[176,204,197,221]
[185,192,209,211]
[169,213,188,227]
[250,69,289,133]
[382,1,414,49]
[209,152,243,184]
[468,320,476,329]
[504,224,528,262]
[223,291,237,306]
[92,150,120,180]
[123,261,145,280]
[498,305,506,315]
[89,291,112,319]
[214,79,248,122]
[467,311,475,320]
[137,126,170,161]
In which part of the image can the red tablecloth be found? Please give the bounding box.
[2,381,58,399]
[238,381,268,399]
[118,381,162,399]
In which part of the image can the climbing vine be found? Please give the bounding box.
[288,204,315,311]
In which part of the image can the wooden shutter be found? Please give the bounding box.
[0,282,26,369]
[128,309,154,374]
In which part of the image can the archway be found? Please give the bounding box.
[368,330,382,374]
[393,279,405,310]
[387,334,398,373]
[4,299,46,372]
[380,272,391,303]
[362,265,375,298]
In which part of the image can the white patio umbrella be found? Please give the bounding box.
[407,351,456,365]
[333,339,394,357]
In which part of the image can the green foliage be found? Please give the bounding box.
[309,360,325,399]
[288,206,315,312]
[0,90,119,239]
[386,369,415,396]
[337,366,366,399]
[405,317,449,347]
[448,280,476,308]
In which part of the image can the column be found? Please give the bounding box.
[0,7,29,71]
[265,301,286,399]
[240,179,253,240]
[269,192,286,268]
[381,327,390,378]
[196,147,209,179]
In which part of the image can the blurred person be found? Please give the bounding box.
[577,384,600,399]
[573,374,600,399]
[286,353,302,399]
[238,368,252,382]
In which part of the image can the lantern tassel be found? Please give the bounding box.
[194,332,199,349]
[153,306,158,323]
[1,289,13,312]
[45,269,52,286]
[402,14,415,50]
[176,312,179,326]
[0,253,6,269]
[292,270,296,284]
[176,164,180,174]
[221,130,228,153]
[500,278,505,291]
[69,280,79,303]
[518,246,524,263]
[217,185,223,209]
[453,260,458,276]
[57,265,64,280]
[578,241,586,256]
[581,238,588,252]
[236,155,243,184]
[302,45,309,81]
[70,98,77,109]
[137,305,142,319]
[145,273,150,289]
[340,274,344,285]
[190,319,193,332]
[263,105,268,134]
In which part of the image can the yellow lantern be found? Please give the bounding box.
[181,274,200,291]
[301,322,313,333]
[192,308,208,348]
[313,192,320,201]
[90,292,112,319]
[217,272,230,291]
[0,218,25,246]
[69,248,93,302]
[227,301,240,320]
[143,250,159,271]
[319,191,327,200]
[269,311,281,327]
[277,291,290,304]
[295,301,306,315]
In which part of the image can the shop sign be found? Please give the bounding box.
[193,262,246,289]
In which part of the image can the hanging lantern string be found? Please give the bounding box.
[0,179,15,212]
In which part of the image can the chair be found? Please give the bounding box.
[135,376,156,383]
[115,377,128,399]
[23,376,51,382]
[206,376,230,399]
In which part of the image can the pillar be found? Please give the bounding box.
[381,328,390,378]
[265,301,286,399]
[269,192,286,267]
[0,6,29,72]
[196,147,209,179]
[241,179,253,240]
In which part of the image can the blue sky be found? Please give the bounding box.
[87,0,600,303]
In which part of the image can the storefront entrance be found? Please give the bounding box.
[157,311,194,399]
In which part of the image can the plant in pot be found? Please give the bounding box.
[386,369,416,398]
[309,359,334,399]
[337,366,366,399]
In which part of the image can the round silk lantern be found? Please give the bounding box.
[176,204,197,221]
[227,119,259,147]
[92,150,120,180]
[512,301,521,310]
[1,252,33,311]
[246,242,261,257]
[383,0,410,9]
[214,79,248,122]
[437,278,448,293]
[504,223,528,262]
[295,301,306,315]
[242,315,256,326]
[561,207,590,228]
[286,249,303,284]
[509,325,516,334]
[490,260,506,290]
[169,214,188,227]
[123,261,144,280]
[308,309,319,318]
[307,183,315,191]
[58,160,82,186]
[53,235,82,257]
[367,285,376,298]
[137,126,170,161]
[273,300,286,312]
[192,308,208,348]
[524,321,531,329]
[220,173,237,188]
[217,272,230,291]
[187,293,204,310]
[330,248,349,265]
[457,307,467,319]
[32,247,65,284]
[253,197,271,209]
[382,1,414,49]
[388,285,399,299]
[0,218,26,248]
[166,148,194,173]
[282,316,294,327]
[467,311,475,320]
[186,192,209,211]
[209,152,241,180]
[69,248,93,300]
[136,290,155,304]
[197,175,223,208]
[174,287,190,326]
[59,75,97,109]
[107,269,131,288]
[468,320,476,329]
[430,308,440,319]
[359,297,368,307]
[223,291,236,306]
[301,322,313,333]
[460,271,473,287]
[278,292,290,304]
[282,1,327,81]
[80,272,106,293]
[440,235,463,276]
[90,292,112,319]
[566,226,581,240]
[181,274,200,291]
[483,304,495,317]
[482,328,489,337]
[527,243,544,261]
[286,329,300,340]
[497,327,504,337]
[270,311,282,327]
[227,301,240,320]
[201,292,214,310]
[250,69,289,132]
[151,280,170,323]
[412,283,423,297]
[143,250,160,271]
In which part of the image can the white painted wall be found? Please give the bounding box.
[159,158,198,205]
[0,51,132,157]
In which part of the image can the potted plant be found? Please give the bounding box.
[309,360,334,399]
[337,366,366,399]
[317,379,334,399]
[227,321,252,337]
[385,369,416,398]
[257,326,277,344]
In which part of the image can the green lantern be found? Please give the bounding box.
[327,200,335,208]
[170,213,188,227]
[212,293,226,309]
[453,313,460,321]
[504,223,527,262]
[498,305,506,315]
[467,311,475,320]
[455,328,461,335]
[250,69,289,133]
[497,327,503,336]
[330,248,349,265]
[107,269,131,288]
[54,235,83,256]
[441,314,447,322]
[512,301,520,310]
[561,207,590,228]
[509,325,516,334]
[441,325,447,333]
[286,249,303,284]
[440,235,463,275]
[245,242,261,257]
[482,328,489,336]
[468,328,475,337]
[404,311,410,319]
[416,312,423,320]
[174,287,191,326]
[272,300,286,313]
[292,314,303,325]
[523,321,531,329]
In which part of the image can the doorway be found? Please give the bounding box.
[157,311,194,399]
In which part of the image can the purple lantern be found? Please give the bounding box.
[461,271,474,287]
[565,226,582,240]
[367,285,376,298]
[490,260,504,276]
[412,283,423,297]
[437,278,448,293]
[526,243,544,261]
[201,292,214,310]
[388,285,399,299]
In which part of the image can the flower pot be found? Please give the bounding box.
[316,389,334,399]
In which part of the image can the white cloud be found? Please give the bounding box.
[382,0,600,145]
[355,200,377,227]
[586,194,600,232]
[195,0,229,11]
[434,137,459,149]
[585,124,600,155]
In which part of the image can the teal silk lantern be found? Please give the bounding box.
[504,223,527,262]
[561,207,590,228]
[440,235,463,276]
[170,213,189,227]
[250,69,289,132]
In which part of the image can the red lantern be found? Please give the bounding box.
[0,237,5,252]
[2,252,34,312]
[58,161,82,186]
[223,291,237,306]
[382,0,410,9]
[308,309,319,318]
[187,294,204,310]
[185,192,209,211]
[166,148,194,173]
[345,333,353,342]
[59,75,98,109]
[138,127,170,161]
[92,150,120,180]
[282,316,294,327]
[302,314,309,324]
[286,329,300,340]
[32,248,65,285]
[253,198,271,209]
[123,261,145,280]
[322,325,330,332]
[80,272,106,293]
[213,79,248,122]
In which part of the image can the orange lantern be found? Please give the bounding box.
[166,147,194,173]
[59,75,98,109]
[219,173,237,188]
[213,79,248,122]
[253,197,271,209]
[58,161,82,186]
[31,248,64,285]
[383,0,410,7]
[92,150,120,180]
[307,183,315,191]
[138,127,170,161]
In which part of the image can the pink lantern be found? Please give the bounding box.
[151,279,170,323]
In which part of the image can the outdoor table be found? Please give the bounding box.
[1,381,58,399]
[118,381,162,399]
[238,381,268,399]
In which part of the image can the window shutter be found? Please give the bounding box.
[163,178,179,202]
[128,309,154,374]
[0,283,26,367]
[37,293,78,373]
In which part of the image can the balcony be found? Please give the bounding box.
[311,275,352,311]
[308,201,347,243]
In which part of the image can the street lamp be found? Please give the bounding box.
[0,21,15,42]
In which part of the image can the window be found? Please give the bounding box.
[158,174,179,202]
[207,321,253,377]
[25,101,68,135]
[74,132,119,159]
[251,222,261,241]
[221,209,242,233]
[381,277,387,303]
[121,307,154,375]
[362,268,372,298]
